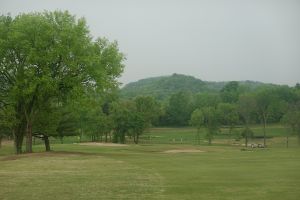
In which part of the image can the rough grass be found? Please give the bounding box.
[1,141,300,200]
[0,150,164,200]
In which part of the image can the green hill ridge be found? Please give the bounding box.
[120,73,271,100]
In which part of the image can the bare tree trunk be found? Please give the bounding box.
[26,122,33,153]
[0,136,2,148]
[245,135,248,148]
[44,135,50,151]
[286,135,289,148]
[105,133,108,143]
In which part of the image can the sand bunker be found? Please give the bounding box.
[79,142,128,147]
[164,149,205,153]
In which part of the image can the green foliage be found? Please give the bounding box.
[201,107,220,145]
[165,91,193,126]
[281,102,300,144]
[120,74,271,100]
[190,109,204,130]
[217,103,239,127]
[193,93,221,109]
[190,109,204,144]
[238,94,257,125]
[0,11,125,153]
[220,81,239,103]
[134,96,160,127]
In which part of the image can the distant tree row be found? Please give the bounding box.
[160,82,300,146]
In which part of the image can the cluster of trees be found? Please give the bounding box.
[0,11,125,153]
[1,11,300,154]
[167,82,300,146]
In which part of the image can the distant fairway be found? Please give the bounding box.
[1,139,300,200]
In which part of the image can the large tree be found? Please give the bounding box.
[0,11,124,153]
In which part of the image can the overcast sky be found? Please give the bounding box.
[1,0,300,86]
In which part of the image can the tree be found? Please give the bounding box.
[190,109,204,145]
[255,89,276,147]
[281,103,300,146]
[220,81,239,103]
[193,93,221,109]
[238,94,256,147]
[134,96,160,128]
[201,107,220,145]
[110,102,132,144]
[56,111,79,144]
[217,103,239,138]
[130,112,146,144]
[241,127,254,148]
[133,96,160,143]
[166,91,193,126]
[32,103,61,151]
[0,11,125,153]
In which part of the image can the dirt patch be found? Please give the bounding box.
[164,149,205,153]
[79,142,128,147]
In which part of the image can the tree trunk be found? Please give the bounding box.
[136,134,139,144]
[196,128,200,145]
[105,133,108,143]
[0,136,2,148]
[133,135,137,144]
[44,135,50,151]
[14,120,26,154]
[263,114,267,147]
[14,102,26,154]
[245,135,248,148]
[120,132,125,144]
[60,137,64,144]
[26,122,33,153]
[286,135,289,148]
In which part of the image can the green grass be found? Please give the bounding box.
[1,140,300,200]
[139,124,297,147]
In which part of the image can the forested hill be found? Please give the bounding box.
[120,73,271,100]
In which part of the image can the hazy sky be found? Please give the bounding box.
[1,0,300,86]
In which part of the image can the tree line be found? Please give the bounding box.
[1,11,300,154]
[163,82,300,146]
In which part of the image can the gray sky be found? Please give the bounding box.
[1,0,300,86]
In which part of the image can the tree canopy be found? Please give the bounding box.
[0,11,125,153]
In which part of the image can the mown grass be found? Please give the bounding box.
[1,138,300,200]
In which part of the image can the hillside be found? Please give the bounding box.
[120,73,270,100]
